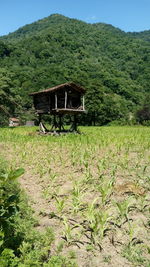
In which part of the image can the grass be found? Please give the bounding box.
[0,126,150,266]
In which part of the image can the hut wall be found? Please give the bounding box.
[34,94,50,113]
[50,89,82,110]
[67,89,81,109]
[33,87,83,113]
[57,90,65,108]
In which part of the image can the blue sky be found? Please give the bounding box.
[0,0,150,36]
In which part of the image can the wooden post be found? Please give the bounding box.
[65,91,67,109]
[82,95,85,110]
[54,115,57,129]
[59,115,61,131]
[55,93,57,109]
[38,114,41,124]
[49,95,51,111]
[74,115,77,131]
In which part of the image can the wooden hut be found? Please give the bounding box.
[9,117,20,127]
[29,82,86,133]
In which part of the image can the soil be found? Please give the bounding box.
[19,170,133,267]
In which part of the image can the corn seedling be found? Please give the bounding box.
[55,196,66,215]
[62,217,73,244]
[98,182,113,205]
[87,208,111,246]
[86,198,99,222]
[115,199,133,224]
[83,169,93,184]
[136,195,149,212]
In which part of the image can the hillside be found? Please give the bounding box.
[0,14,150,125]
[128,30,150,42]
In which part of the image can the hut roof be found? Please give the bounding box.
[9,117,19,122]
[29,82,86,96]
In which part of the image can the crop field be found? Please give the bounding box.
[0,126,150,266]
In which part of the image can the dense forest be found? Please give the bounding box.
[0,14,150,125]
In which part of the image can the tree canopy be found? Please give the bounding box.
[0,14,150,125]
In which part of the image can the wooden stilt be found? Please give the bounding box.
[65,91,67,109]
[82,95,85,110]
[55,93,57,109]
[74,115,77,131]
[39,122,48,134]
[59,115,62,131]
[51,114,65,131]
[54,115,57,129]
[38,114,41,124]
[59,115,65,131]
[51,115,57,130]
[69,115,78,132]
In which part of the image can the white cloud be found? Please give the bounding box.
[90,15,97,20]
[85,15,97,22]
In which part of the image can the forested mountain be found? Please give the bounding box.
[0,14,150,125]
[128,30,150,42]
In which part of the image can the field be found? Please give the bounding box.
[0,126,150,266]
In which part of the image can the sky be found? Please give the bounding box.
[0,0,150,36]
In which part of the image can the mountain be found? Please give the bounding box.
[128,30,150,42]
[0,14,75,41]
[0,14,150,125]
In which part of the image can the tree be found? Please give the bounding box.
[0,68,21,125]
[136,95,150,124]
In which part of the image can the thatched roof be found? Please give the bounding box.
[29,82,86,96]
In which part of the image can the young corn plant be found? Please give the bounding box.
[87,208,111,247]
[62,217,73,245]
[71,182,85,214]
[88,212,99,245]
[83,169,93,185]
[98,181,113,205]
[85,198,110,244]
[71,151,77,167]
[115,198,133,225]
[136,194,149,212]
[97,159,106,175]
[54,196,66,215]
[83,160,89,172]
[96,210,111,241]
[86,198,99,223]
[110,165,117,181]
[127,222,137,245]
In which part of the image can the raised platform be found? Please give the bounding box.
[36,108,85,115]
[52,108,85,114]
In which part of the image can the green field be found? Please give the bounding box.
[0,126,150,266]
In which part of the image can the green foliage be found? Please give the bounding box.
[0,166,25,252]
[43,254,77,267]
[0,248,18,267]
[0,14,150,125]
[0,157,78,266]
[136,94,150,125]
[122,244,150,266]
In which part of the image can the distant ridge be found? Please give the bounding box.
[128,30,150,42]
[1,13,149,41]
[0,14,86,40]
